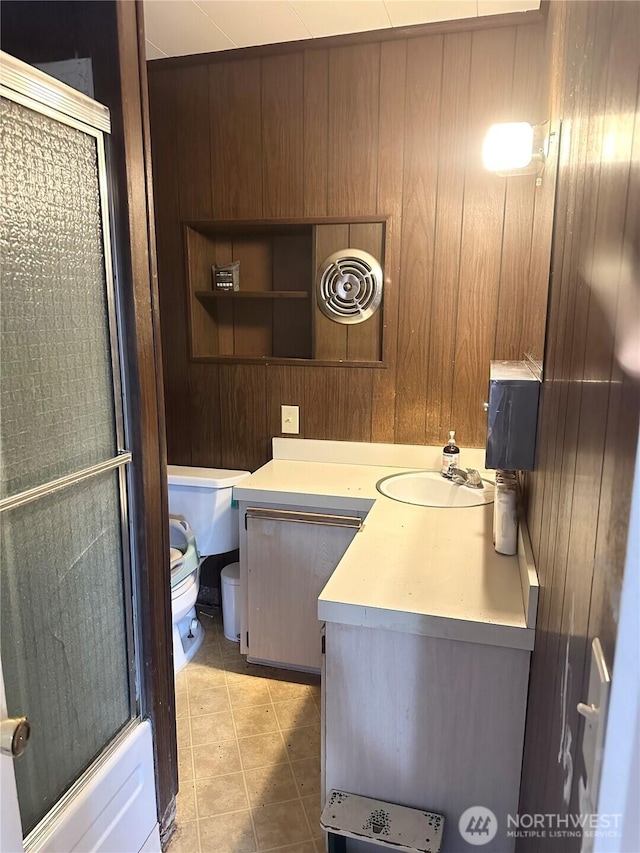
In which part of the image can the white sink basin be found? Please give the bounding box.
[376,470,494,508]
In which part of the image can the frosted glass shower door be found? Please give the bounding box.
[0,56,138,844]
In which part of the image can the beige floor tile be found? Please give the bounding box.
[307,685,321,715]
[268,680,312,703]
[252,799,311,850]
[186,665,227,692]
[191,643,224,668]
[193,741,241,778]
[199,810,256,853]
[228,679,272,709]
[177,717,191,749]
[200,625,221,645]
[273,697,320,730]
[176,781,197,823]
[178,747,194,782]
[188,686,230,716]
[225,663,280,686]
[238,731,288,770]
[314,839,326,853]
[176,633,329,853]
[290,758,320,797]
[220,637,243,657]
[244,763,299,807]
[282,726,321,761]
[176,690,189,719]
[301,795,322,839]
[233,704,279,737]
[165,819,200,853]
[195,771,248,818]
[223,653,248,669]
[191,711,236,745]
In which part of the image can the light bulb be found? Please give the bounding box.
[482,122,534,171]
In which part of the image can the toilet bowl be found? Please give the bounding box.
[167,465,250,674]
[170,517,203,671]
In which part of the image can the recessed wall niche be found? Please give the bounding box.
[184,218,387,365]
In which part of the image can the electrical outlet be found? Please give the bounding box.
[281,405,299,434]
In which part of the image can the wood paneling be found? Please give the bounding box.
[174,65,212,219]
[261,53,304,218]
[424,31,471,441]
[232,238,273,356]
[303,49,329,218]
[519,3,640,849]
[494,24,544,361]
[148,68,191,464]
[327,44,380,217]
[209,58,262,219]
[372,39,406,443]
[304,366,373,443]
[188,363,223,467]
[148,17,550,470]
[272,234,312,358]
[394,35,443,445]
[218,364,268,471]
[450,27,515,445]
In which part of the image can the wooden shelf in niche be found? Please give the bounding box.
[185,221,313,360]
[184,218,387,363]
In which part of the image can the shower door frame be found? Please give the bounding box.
[0,51,148,847]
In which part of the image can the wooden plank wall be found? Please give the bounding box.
[148,18,549,472]
[519,2,640,848]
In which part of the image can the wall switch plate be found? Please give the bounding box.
[281,405,299,434]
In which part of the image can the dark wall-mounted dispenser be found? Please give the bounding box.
[485,360,541,471]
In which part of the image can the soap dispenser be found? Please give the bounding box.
[441,430,460,476]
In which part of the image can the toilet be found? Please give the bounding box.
[167,465,249,673]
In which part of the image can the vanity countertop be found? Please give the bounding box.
[234,439,537,651]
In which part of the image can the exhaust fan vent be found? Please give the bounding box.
[317,249,383,325]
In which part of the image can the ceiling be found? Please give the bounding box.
[144,0,540,60]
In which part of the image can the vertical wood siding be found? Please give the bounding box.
[519,3,640,848]
[148,21,549,471]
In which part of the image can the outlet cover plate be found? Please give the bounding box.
[281,405,299,434]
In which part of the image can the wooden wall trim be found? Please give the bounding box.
[147,9,544,70]
[116,0,176,837]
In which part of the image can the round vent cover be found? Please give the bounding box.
[317,249,383,325]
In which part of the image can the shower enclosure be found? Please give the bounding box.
[0,53,159,852]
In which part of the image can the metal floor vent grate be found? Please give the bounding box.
[317,248,383,325]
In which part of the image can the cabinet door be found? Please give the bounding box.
[246,509,359,670]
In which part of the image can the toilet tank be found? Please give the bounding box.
[167,466,250,556]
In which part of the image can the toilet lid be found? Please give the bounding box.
[170,547,183,568]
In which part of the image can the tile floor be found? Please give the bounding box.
[168,611,324,853]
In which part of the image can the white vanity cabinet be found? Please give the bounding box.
[322,621,532,853]
[238,501,366,671]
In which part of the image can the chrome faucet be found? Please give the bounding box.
[445,462,484,489]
